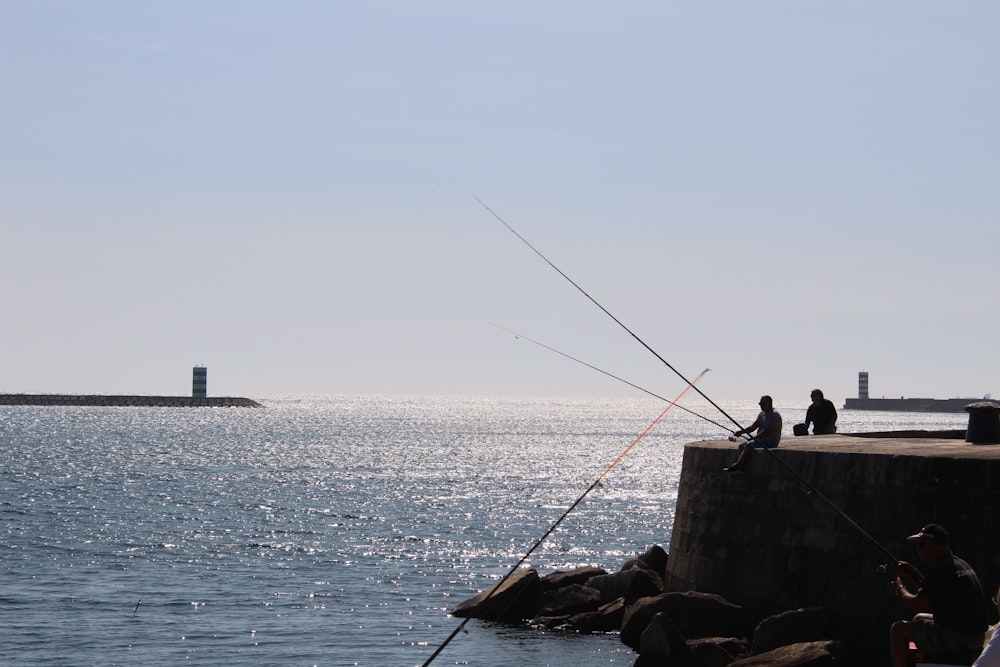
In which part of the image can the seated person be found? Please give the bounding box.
[724,395,781,472]
[804,389,837,434]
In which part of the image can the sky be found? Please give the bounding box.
[2,1,998,403]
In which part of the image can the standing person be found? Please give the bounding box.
[888,523,988,667]
[724,395,782,473]
[972,584,1000,666]
[803,389,838,434]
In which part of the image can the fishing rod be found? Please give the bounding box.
[420,369,710,666]
[493,324,896,563]
[476,197,900,565]
[475,195,745,432]
[491,323,735,434]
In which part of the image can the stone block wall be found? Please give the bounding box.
[665,438,1000,665]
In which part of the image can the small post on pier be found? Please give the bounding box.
[964,401,1000,444]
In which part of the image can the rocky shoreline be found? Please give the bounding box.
[452,545,845,666]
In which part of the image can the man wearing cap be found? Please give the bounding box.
[889,523,988,667]
[724,395,782,473]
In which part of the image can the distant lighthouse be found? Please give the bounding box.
[192,366,207,398]
[858,371,869,400]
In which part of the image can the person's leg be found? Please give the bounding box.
[890,620,913,667]
[727,442,753,470]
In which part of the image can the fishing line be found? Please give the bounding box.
[420,369,710,666]
[476,198,899,565]
[491,323,734,434]
[474,195,744,432]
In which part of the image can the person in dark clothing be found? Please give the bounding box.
[889,523,988,667]
[803,389,837,434]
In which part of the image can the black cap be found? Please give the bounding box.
[906,523,950,545]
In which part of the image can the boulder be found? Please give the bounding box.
[687,637,751,667]
[752,607,830,655]
[534,597,627,634]
[450,568,540,622]
[586,566,662,605]
[621,593,672,650]
[540,565,607,590]
[625,555,665,591]
[634,612,699,667]
[621,591,749,651]
[729,640,843,666]
[569,597,627,633]
[535,583,603,617]
[660,591,749,640]
[629,544,669,581]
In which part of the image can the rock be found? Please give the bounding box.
[625,555,666,590]
[586,566,662,605]
[621,593,673,650]
[568,597,627,633]
[635,612,699,667]
[630,544,669,580]
[621,591,749,651]
[660,591,749,640]
[687,637,751,666]
[752,607,830,655]
[450,568,540,622]
[539,565,607,590]
[534,596,628,634]
[535,583,603,617]
[729,640,843,666]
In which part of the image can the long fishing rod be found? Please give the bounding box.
[475,195,745,432]
[491,323,735,434]
[476,197,899,565]
[420,369,710,666]
[494,325,896,564]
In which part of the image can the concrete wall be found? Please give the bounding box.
[666,436,1000,665]
[844,397,978,412]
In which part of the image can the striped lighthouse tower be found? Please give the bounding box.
[192,366,207,398]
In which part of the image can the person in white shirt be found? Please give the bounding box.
[973,584,1000,666]
[724,395,782,473]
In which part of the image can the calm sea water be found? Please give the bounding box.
[0,395,967,666]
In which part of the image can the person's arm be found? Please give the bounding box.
[734,414,762,438]
[892,561,930,612]
[892,577,931,613]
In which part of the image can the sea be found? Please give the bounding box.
[0,395,969,666]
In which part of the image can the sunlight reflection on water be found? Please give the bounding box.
[0,396,967,665]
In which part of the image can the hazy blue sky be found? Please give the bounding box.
[2,1,997,403]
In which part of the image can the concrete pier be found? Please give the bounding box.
[843,396,980,412]
[665,434,1000,665]
[0,394,262,407]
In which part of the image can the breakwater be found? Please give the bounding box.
[0,394,262,408]
[666,434,1000,665]
[844,396,980,412]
